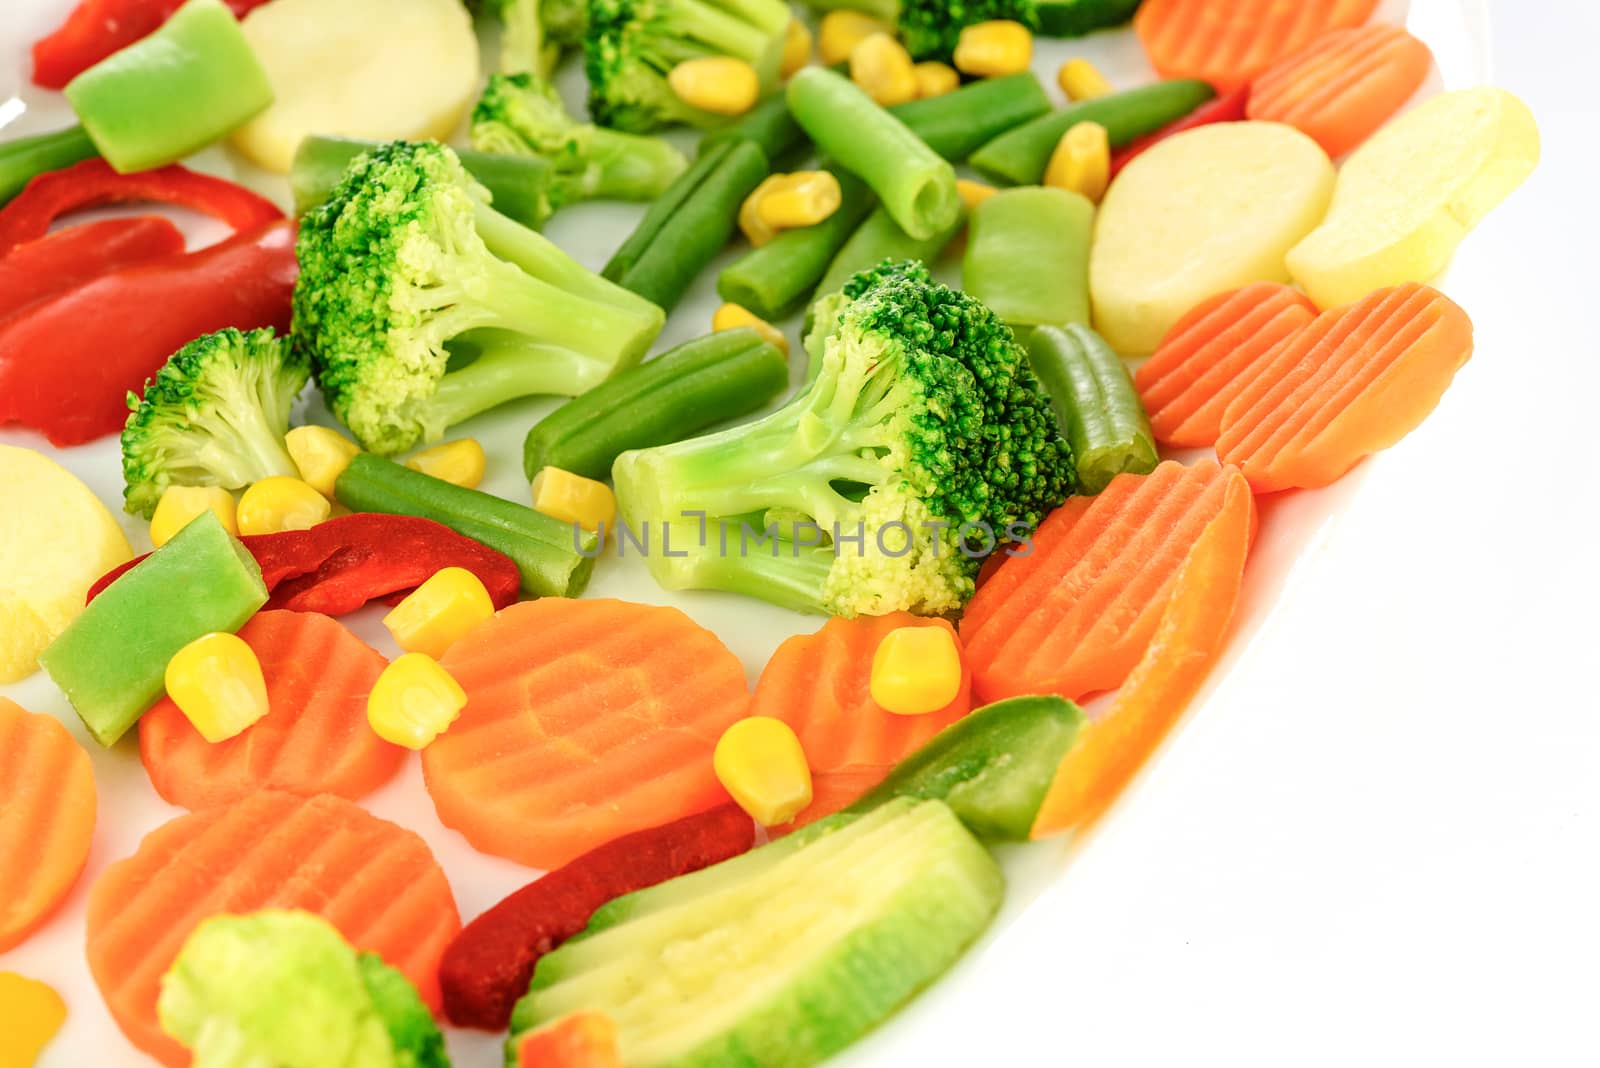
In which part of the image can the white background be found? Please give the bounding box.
[2,0,1597,1065]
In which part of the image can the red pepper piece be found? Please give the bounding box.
[0,219,297,446]
[31,0,271,90]
[1109,86,1252,180]
[0,216,184,325]
[0,158,281,256]
[440,804,756,1030]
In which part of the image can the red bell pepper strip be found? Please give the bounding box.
[1109,86,1252,180]
[0,216,184,324]
[86,514,525,614]
[31,0,272,90]
[0,158,281,256]
[440,804,756,1030]
[0,218,296,446]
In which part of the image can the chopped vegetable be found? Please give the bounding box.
[120,327,306,519]
[0,700,96,952]
[149,486,238,549]
[697,90,808,160]
[888,71,1054,160]
[912,60,959,98]
[530,467,617,533]
[0,126,97,208]
[1287,86,1540,310]
[669,56,763,115]
[336,454,598,598]
[712,301,790,353]
[293,140,664,456]
[440,805,754,1030]
[0,971,67,1067]
[616,261,1074,616]
[758,169,844,229]
[812,199,965,306]
[781,17,814,76]
[285,425,361,498]
[0,446,132,684]
[1108,83,1249,179]
[384,567,497,660]
[1133,0,1378,93]
[515,1014,621,1068]
[810,0,1035,61]
[817,10,894,64]
[969,77,1212,185]
[163,631,270,743]
[423,598,752,869]
[64,0,274,174]
[1057,56,1112,100]
[367,652,467,750]
[1134,282,1317,447]
[871,625,964,716]
[1090,121,1334,354]
[786,67,959,239]
[850,32,919,106]
[157,910,449,1068]
[522,327,790,482]
[0,217,184,323]
[236,476,331,536]
[87,790,460,1064]
[140,611,402,809]
[1217,284,1474,492]
[714,716,815,824]
[508,798,1002,1066]
[952,19,1033,77]
[30,0,273,89]
[471,0,579,79]
[1027,323,1157,493]
[1043,119,1109,201]
[962,185,1093,328]
[1034,0,1140,36]
[40,510,267,747]
[406,438,488,490]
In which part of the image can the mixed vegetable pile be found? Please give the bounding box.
[0,0,1540,1063]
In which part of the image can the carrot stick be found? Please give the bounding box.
[1133,0,1381,92]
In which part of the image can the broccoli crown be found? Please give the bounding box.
[899,0,1040,60]
[614,261,1076,617]
[120,326,306,518]
[356,954,450,1068]
[473,72,579,158]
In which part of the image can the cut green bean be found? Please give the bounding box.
[970,79,1215,185]
[785,67,959,240]
[523,328,791,481]
[963,186,1093,329]
[887,73,1052,161]
[1035,0,1142,36]
[814,201,965,304]
[335,453,597,597]
[602,138,770,313]
[1027,324,1157,494]
[0,125,97,207]
[699,92,808,163]
[717,167,875,321]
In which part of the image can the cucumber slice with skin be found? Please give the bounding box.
[509,799,1003,1067]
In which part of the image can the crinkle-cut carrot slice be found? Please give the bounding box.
[85,790,460,1066]
[1031,477,1254,837]
[1217,282,1473,492]
[0,698,96,953]
[139,611,404,810]
[1248,24,1434,158]
[423,598,751,870]
[961,461,1256,705]
[1134,0,1381,92]
[1135,283,1318,447]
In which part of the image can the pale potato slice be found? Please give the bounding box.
[1,447,133,682]
[1090,122,1335,355]
[1288,87,1540,310]
[231,0,480,173]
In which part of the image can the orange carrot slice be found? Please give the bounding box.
[1031,477,1254,837]
[1248,25,1434,158]
[516,1012,622,1068]
[751,612,973,830]
[0,699,96,953]
[1133,0,1380,92]
[961,461,1255,706]
[139,611,404,810]
[423,598,751,870]
[1217,283,1473,493]
[1135,283,1318,447]
[86,790,460,1067]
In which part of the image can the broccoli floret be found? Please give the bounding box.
[120,327,307,518]
[812,0,1039,60]
[471,72,688,204]
[356,955,450,1068]
[583,0,791,132]
[293,139,665,456]
[612,261,1076,617]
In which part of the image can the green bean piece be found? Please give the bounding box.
[888,73,1052,161]
[814,202,965,305]
[1034,0,1142,36]
[963,186,1093,329]
[0,125,97,207]
[699,92,808,163]
[1027,324,1157,494]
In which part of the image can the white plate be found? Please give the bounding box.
[6,2,1580,1065]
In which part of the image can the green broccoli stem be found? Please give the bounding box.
[0,125,97,207]
[667,0,784,71]
[496,0,561,77]
[651,521,837,614]
[423,333,619,431]
[577,125,692,200]
[185,398,300,487]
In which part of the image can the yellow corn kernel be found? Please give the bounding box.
[781,17,812,78]
[952,19,1033,78]
[713,716,813,826]
[1044,119,1110,202]
[850,32,917,106]
[870,625,962,715]
[1058,57,1112,101]
[382,567,495,660]
[164,632,271,743]
[757,170,842,229]
[285,425,360,498]
[531,466,616,533]
[149,485,237,549]
[713,302,790,355]
[738,173,787,246]
[406,438,486,489]
[912,60,960,99]
[956,178,998,211]
[0,972,67,1068]
[236,476,330,536]
[366,652,466,750]
[818,10,892,65]
[667,57,759,117]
